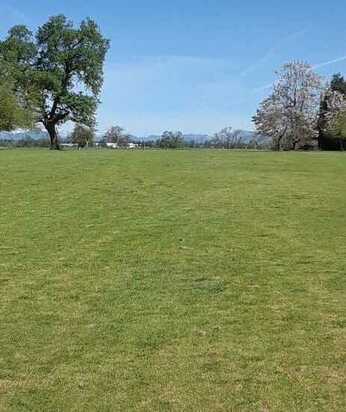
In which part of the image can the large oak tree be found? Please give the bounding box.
[0,15,109,149]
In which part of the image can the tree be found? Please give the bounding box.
[158,131,184,149]
[210,127,245,148]
[318,74,346,150]
[0,16,109,149]
[0,51,35,131]
[326,110,346,150]
[70,124,94,148]
[321,89,346,150]
[330,73,346,95]
[253,94,288,151]
[253,62,323,150]
[103,126,129,147]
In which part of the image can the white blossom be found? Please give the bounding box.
[253,62,323,150]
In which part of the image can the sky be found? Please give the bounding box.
[2,0,346,136]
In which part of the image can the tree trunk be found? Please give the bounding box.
[276,135,283,151]
[45,122,60,150]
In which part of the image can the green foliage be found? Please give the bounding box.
[0,42,35,131]
[318,73,346,150]
[0,83,33,131]
[0,15,109,148]
[326,110,346,149]
[330,73,346,95]
[159,130,184,148]
[0,25,36,65]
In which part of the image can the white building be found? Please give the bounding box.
[106,142,118,149]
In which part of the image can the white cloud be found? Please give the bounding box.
[253,54,346,94]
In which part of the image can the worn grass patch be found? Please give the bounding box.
[0,149,345,411]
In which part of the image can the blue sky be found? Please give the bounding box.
[2,0,346,136]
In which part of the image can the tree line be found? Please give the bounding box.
[56,125,266,149]
[0,123,268,149]
[1,16,346,151]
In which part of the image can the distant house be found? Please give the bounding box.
[106,142,118,149]
[61,143,78,149]
[127,142,139,149]
[105,142,139,149]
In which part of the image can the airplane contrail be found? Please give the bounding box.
[312,55,346,70]
[253,55,346,93]
[240,29,308,77]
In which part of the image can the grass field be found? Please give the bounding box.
[0,149,345,411]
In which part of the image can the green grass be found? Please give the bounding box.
[0,149,345,411]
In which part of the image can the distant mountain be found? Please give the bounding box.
[234,130,272,146]
[182,134,210,143]
[142,133,208,142]
[143,130,257,144]
[143,135,161,141]
[0,129,48,141]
